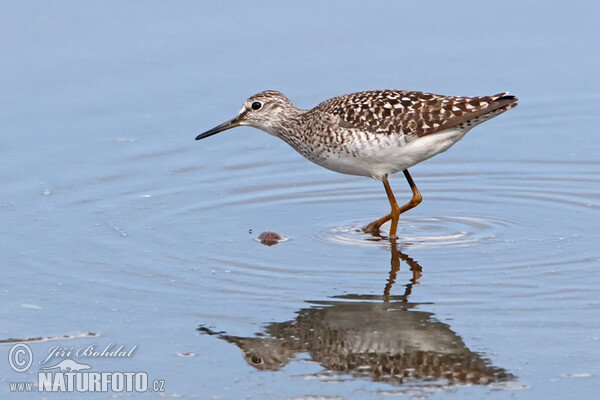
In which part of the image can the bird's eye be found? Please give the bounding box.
[251,355,263,364]
[251,101,262,110]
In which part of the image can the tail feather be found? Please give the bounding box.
[491,93,518,110]
[432,92,518,134]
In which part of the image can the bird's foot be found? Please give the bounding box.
[363,213,392,236]
[362,222,383,236]
[362,223,398,240]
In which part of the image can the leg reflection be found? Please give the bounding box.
[384,238,423,299]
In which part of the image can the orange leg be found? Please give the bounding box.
[363,170,423,238]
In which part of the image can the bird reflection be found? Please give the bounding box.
[199,241,512,385]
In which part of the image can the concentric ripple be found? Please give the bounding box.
[315,216,517,249]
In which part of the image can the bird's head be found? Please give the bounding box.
[195,90,298,140]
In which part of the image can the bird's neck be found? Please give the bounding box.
[259,107,305,140]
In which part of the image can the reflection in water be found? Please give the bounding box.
[383,239,422,298]
[199,242,512,385]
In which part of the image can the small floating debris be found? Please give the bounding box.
[256,231,288,246]
[176,352,196,357]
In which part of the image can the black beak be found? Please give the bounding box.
[195,116,242,140]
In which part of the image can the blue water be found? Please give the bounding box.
[1,1,599,399]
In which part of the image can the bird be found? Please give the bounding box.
[196,89,518,238]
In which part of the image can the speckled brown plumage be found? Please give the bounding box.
[313,90,517,139]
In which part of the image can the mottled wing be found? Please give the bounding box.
[314,90,518,137]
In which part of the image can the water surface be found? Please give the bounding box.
[1,1,599,399]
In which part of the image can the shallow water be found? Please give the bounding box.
[1,1,600,399]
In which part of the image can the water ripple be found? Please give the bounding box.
[315,216,516,249]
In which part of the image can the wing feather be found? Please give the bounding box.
[311,90,518,138]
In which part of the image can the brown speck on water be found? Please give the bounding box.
[257,231,284,246]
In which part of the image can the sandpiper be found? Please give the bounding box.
[196,90,518,238]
